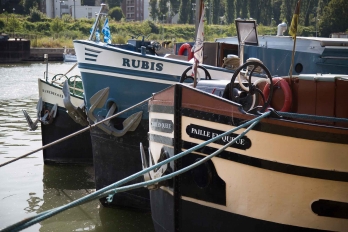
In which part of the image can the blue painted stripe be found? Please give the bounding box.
[85,47,101,53]
[79,63,180,82]
[85,58,96,62]
[85,53,98,57]
[74,40,235,74]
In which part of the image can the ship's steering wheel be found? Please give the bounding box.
[229,61,273,113]
[180,65,212,83]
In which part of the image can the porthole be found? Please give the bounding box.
[295,63,303,73]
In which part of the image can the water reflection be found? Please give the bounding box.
[0,63,154,231]
[37,165,154,232]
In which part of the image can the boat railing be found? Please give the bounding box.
[50,74,84,97]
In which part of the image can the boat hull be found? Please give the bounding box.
[215,36,348,76]
[148,84,348,232]
[73,39,235,209]
[39,79,93,165]
[91,119,150,210]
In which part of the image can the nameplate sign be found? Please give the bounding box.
[151,118,174,133]
[186,124,251,150]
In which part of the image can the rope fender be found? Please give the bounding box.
[263,77,292,112]
[178,43,193,60]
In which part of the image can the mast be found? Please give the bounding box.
[194,0,203,39]
[89,4,106,41]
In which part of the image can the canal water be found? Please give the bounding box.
[0,62,154,231]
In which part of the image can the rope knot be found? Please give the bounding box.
[106,189,118,203]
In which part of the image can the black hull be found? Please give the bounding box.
[151,189,323,232]
[90,119,150,211]
[41,103,93,165]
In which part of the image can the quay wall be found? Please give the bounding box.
[28,48,75,61]
[0,39,30,63]
[0,38,75,62]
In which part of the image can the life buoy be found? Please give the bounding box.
[178,43,193,60]
[262,77,292,112]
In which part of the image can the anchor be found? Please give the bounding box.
[62,81,89,127]
[140,143,169,190]
[87,87,143,137]
[22,97,58,131]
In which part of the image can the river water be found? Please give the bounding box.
[0,62,154,232]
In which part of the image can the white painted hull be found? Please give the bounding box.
[38,79,83,108]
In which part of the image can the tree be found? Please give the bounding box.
[169,0,180,14]
[159,0,169,22]
[29,5,44,22]
[272,0,282,24]
[280,0,297,24]
[106,0,122,8]
[21,0,40,14]
[225,0,235,24]
[109,6,124,21]
[178,0,190,24]
[212,0,220,24]
[8,15,21,36]
[149,0,158,21]
[320,0,348,36]
[235,0,242,18]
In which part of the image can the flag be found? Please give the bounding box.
[192,3,205,80]
[102,18,112,43]
[90,18,100,42]
[289,0,301,39]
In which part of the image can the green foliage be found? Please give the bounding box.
[23,21,36,31]
[50,18,64,39]
[144,20,159,34]
[29,6,44,22]
[320,0,348,37]
[36,22,51,34]
[0,20,5,30]
[228,23,237,36]
[8,15,21,33]
[109,7,124,21]
[113,34,126,44]
[66,20,94,36]
[257,23,266,35]
[62,14,73,23]
[140,21,152,36]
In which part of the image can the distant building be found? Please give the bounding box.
[121,0,144,21]
[41,0,153,21]
[42,0,99,19]
[143,0,150,20]
[72,5,101,19]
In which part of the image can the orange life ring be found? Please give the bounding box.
[178,43,193,60]
[262,77,292,112]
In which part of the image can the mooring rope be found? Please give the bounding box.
[0,97,152,168]
[1,112,270,232]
